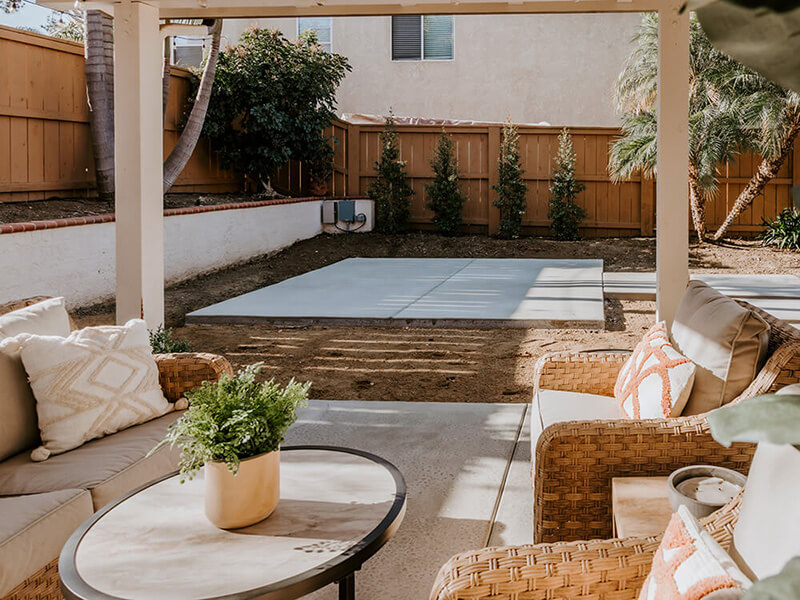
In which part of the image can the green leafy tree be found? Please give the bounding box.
[369,113,414,233]
[548,128,586,241]
[493,119,528,239]
[425,130,466,235]
[202,28,350,194]
[610,13,800,241]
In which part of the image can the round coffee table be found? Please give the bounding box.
[59,446,406,600]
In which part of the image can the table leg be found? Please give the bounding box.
[338,573,355,600]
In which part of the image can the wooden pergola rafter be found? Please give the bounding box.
[41,0,690,329]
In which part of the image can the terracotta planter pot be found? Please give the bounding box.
[204,449,280,529]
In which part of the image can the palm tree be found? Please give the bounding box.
[610,13,800,241]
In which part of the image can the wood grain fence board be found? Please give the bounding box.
[0,25,240,203]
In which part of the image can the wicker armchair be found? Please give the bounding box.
[431,491,743,600]
[0,297,233,600]
[532,300,800,544]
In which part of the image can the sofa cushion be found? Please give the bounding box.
[671,281,769,415]
[531,389,620,459]
[0,297,71,339]
[729,385,800,581]
[0,298,71,462]
[0,488,93,597]
[0,411,182,510]
[15,319,173,461]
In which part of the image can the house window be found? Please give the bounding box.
[171,36,206,67]
[298,17,332,52]
[391,15,454,61]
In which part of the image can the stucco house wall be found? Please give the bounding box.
[222,13,641,127]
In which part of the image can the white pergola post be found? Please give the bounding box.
[113,1,165,328]
[655,4,690,326]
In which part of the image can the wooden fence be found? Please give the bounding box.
[0,25,240,203]
[280,119,797,238]
[1,25,795,237]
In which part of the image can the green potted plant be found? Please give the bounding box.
[154,363,310,529]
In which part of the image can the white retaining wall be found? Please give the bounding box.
[0,199,374,309]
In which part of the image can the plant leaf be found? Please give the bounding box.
[707,394,800,447]
[691,0,800,95]
[743,557,800,600]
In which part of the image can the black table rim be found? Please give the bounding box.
[58,445,407,600]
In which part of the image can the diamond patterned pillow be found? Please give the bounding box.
[615,322,696,419]
[638,505,750,600]
[12,319,171,461]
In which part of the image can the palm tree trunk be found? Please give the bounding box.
[84,10,115,203]
[162,20,222,192]
[712,115,800,240]
[688,164,706,241]
[162,53,171,125]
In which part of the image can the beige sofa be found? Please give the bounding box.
[0,297,232,600]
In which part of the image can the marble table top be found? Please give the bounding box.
[61,447,406,600]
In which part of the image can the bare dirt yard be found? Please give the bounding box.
[74,233,799,403]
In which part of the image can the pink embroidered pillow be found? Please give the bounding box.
[615,322,696,419]
[638,505,750,600]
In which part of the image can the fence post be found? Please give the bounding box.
[640,174,654,236]
[487,125,501,236]
[347,123,361,197]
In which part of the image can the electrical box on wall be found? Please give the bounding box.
[321,201,336,224]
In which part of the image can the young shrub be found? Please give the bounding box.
[547,128,587,241]
[149,325,193,354]
[368,113,414,234]
[154,363,310,480]
[492,119,528,239]
[759,208,800,251]
[425,130,466,236]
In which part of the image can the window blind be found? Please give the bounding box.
[298,17,332,52]
[422,15,454,60]
[391,15,422,60]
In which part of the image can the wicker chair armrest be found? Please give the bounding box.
[533,415,754,543]
[155,352,233,402]
[430,535,659,600]
[533,350,632,397]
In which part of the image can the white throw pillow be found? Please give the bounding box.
[615,321,696,419]
[13,319,171,461]
[639,505,751,600]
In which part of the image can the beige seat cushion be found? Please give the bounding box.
[0,411,182,510]
[13,319,173,460]
[729,384,800,581]
[531,389,620,460]
[0,488,93,597]
[671,281,769,415]
[0,298,72,462]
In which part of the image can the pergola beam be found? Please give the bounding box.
[54,0,665,18]
[655,3,690,326]
[113,1,165,327]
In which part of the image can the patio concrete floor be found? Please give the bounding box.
[186,258,605,329]
[604,272,800,324]
[284,399,531,600]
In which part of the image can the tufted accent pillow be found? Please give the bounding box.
[10,319,172,461]
[639,505,750,600]
[615,322,696,419]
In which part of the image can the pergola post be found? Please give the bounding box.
[655,4,690,326]
[113,1,165,327]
